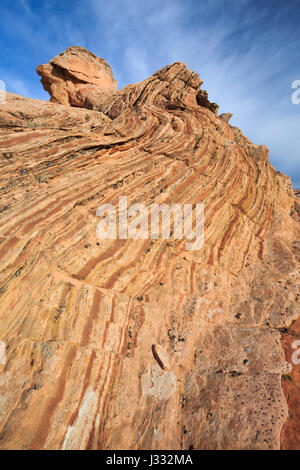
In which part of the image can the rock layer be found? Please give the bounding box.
[0,50,299,450]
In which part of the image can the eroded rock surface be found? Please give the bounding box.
[37,46,117,107]
[0,49,299,450]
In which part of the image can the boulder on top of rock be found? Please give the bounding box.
[36,46,117,107]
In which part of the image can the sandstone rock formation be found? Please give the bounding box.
[37,46,117,108]
[37,48,218,118]
[0,48,299,450]
[196,89,219,114]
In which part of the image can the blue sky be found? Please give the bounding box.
[0,0,299,187]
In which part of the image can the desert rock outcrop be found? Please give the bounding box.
[0,48,299,450]
[37,46,117,108]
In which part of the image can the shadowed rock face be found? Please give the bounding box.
[0,48,299,450]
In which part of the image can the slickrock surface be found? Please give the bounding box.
[0,48,299,450]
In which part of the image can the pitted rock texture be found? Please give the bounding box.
[0,51,299,450]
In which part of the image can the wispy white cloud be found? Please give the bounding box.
[6,78,30,97]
